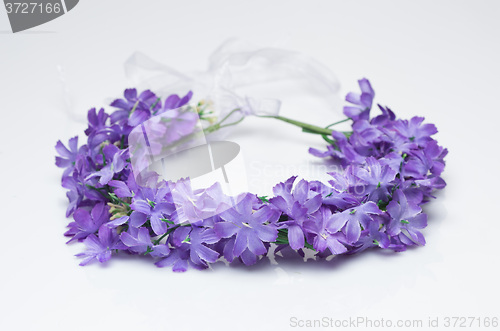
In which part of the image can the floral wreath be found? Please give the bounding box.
[56,78,447,272]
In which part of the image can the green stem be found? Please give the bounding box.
[85,184,109,200]
[204,108,242,133]
[130,100,140,115]
[325,118,351,128]
[152,224,190,245]
[259,115,334,136]
[321,135,336,145]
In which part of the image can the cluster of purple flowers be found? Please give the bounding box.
[56,79,447,272]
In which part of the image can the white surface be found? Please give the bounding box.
[1,1,499,330]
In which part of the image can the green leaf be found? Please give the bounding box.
[258,196,270,203]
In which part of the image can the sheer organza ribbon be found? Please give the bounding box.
[123,39,342,137]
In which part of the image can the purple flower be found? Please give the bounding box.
[130,185,174,235]
[269,177,322,249]
[303,207,348,254]
[171,180,232,226]
[348,120,384,157]
[156,226,219,271]
[353,157,397,202]
[328,202,382,244]
[309,180,359,211]
[370,105,395,127]
[348,217,391,254]
[158,91,193,114]
[56,80,447,271]
[214,194,279,263]
[108,179,133,198]
[85,108,121,151]
[110,89,160,127]
[343,78,374,121]
[328,165,367,197]
[173,226,219,264]
[85,145,128,185]
[85,108,109,136]
[403,140,448,179]
[390,116,438,146]
[120,227,170,257]
[55,136,79,177]
[387,190,427,246]
[61,175,85,217]
[65,203,109,243]
[153,245,195,272]
[75,225,126,266]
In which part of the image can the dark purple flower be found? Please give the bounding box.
[61,175,85,217]
[370,105,396,127]
[65,203,109,243]
[343,78,374,121]
[85,108,109,136]
[110,89,160,127]
[55,136,79,177]
[403,140,448,179]
[85,145,128,185]
[85,108,121,151]
[158,91,193,114]
[348,120,384,157]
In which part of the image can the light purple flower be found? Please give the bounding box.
[130,185,174,235]
[120,227,170,257]
[65,203,109,243]
[387,189,428,246]
[156,226,219,271]
[391,116,438,146]
[214,194,279,263]
[303,207,348,254]
[353,157,397,202]
[348,217,391,254]
[270,177,322,249]
[328,202,382,243]
[75,225,126,266]
[171,180,232,226]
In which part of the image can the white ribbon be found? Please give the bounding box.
[124,39,341,131]
[63,39,342,131]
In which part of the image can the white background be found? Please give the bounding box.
[1,1,499,330]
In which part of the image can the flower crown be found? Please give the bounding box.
[56,78,447,272]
